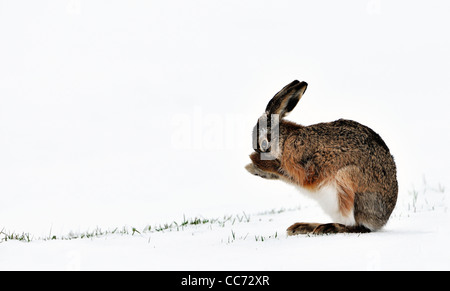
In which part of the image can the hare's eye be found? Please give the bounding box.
[260,139,269,151]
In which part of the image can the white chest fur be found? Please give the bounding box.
[295,182,356,226]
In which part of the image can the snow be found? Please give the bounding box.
[1,0,450,270]
[1,184,449,271]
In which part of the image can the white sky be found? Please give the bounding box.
[1,0,449,234]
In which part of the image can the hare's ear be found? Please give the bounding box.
[265,80,308,118]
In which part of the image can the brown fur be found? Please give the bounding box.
[246,80,398,234]
[335,166,358,216]
[287,223,371,235]
[249,152,280,175]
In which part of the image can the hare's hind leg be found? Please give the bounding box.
[312,223,371,234]
[287,222,371,235]
[286,223,321,235]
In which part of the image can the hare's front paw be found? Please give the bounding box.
[245,163,279,180]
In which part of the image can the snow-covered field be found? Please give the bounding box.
[1,0,450,270]
[1,181,449,270]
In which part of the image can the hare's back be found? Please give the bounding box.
[306,119,390,154]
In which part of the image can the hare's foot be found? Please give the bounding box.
[287,222,371,235]
[286,223,321,235]
[312,223,371,235]
[245,163,279,180]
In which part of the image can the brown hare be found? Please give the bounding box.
[245,80,398,235]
